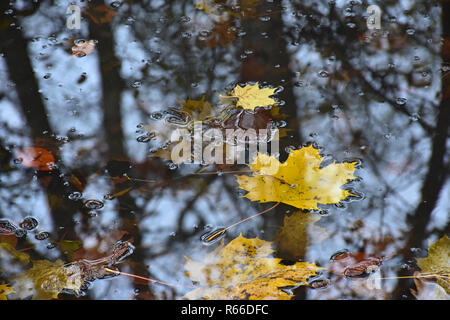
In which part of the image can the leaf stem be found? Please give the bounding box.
[103,267,194,288]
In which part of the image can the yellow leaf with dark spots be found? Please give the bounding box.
[416,235,450,294]
[184,234,322,300]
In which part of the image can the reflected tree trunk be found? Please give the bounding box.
[393,2,450,299]
[238,0,306,299]
[0,3,82,240]
[87,0,154,299]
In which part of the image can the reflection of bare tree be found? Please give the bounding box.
[393,2,450,299]
[0,2,82,240]
[86,0,155,299]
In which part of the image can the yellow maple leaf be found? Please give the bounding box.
[416,235,450,294]
[0,284,14,300]
[275,212,328,260]
[235,145,358,210]
[180,96,214,123]
[220,83,278,110]
[11,260,83,300]
[184,234,322,300]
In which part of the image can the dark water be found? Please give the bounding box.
[0,0,448,300]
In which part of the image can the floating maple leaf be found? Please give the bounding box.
[184,234,322,300]
[416,235,450,294]
[235,145,358,210]
[220,83,278,110]
[0,284,14,300]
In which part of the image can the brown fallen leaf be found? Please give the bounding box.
[328,252,388,277]
[72,40,96,57]
[84,4,117,25]
[15,147,55,171]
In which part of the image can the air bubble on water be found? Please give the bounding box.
[68,192,82,200]
[87,210,98,217]
[137,134,154,143]
[410,113,420,122]
[110,1,122,8]
[396,97,407,105]
[150,112,163,120]
[406,28,415,35]
[104,193,113,200]
[13,158,23,164]
[169,231,176,237]
[47,243,57,249]
[180,16,191,23]
[14,229,27,238]
[131,81,141,88]
[35,232,50,241]
[20,217,38,231]
[83,199,104,210]
[318,70,329,78]
[182,32,192,39]
[43,73,51,79]
[168,162,178,170]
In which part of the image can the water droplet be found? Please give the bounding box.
[180,16,191,23]
[69,192,82,201]
[137,134,154,143]
[201,228,227,245]
[14,229,27,238]
[83,199,104,210]
[43,73,51,79]
[396,97,407,105]
[35,232,50,240]
[131,81,141,88]
[19,217,38,231]
[150,112,163,120]
[47,243,57,249]
[318,70,329,78]
[110,1,122,8]
[410,113,420,122]
[168,162,178,170]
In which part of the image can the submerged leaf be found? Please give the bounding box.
[11,260,84,300]
[235,145,358,210]
[0,242,30,264]
[275,212,328,260]
[184,234,322,300]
